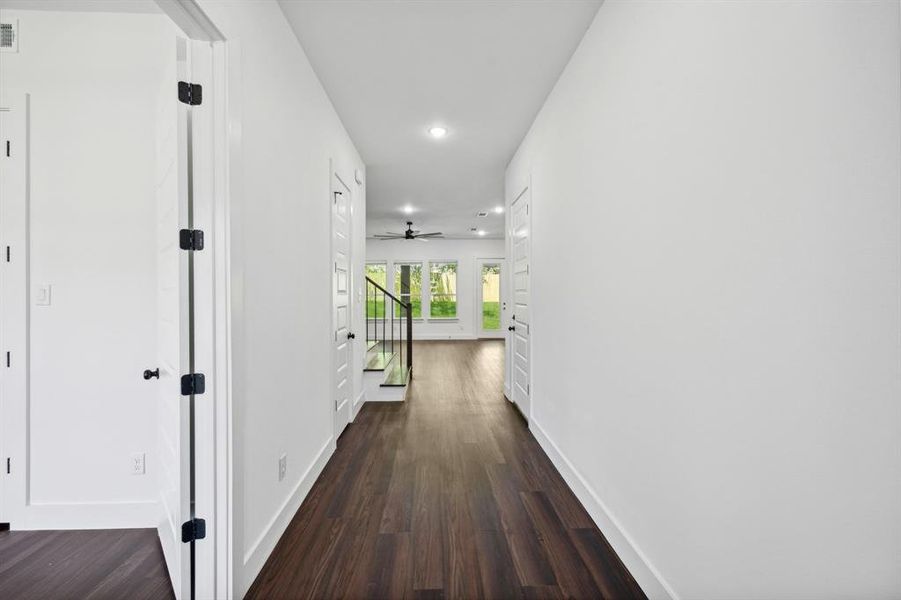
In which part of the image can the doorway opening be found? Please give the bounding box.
[477,258,505,339]
[0,4,229,599]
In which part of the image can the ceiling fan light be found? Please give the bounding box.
[428,125,448,139]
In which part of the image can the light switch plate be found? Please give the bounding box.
[35,284,51,306]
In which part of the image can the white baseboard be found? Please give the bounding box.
[529,419,679,600]
[241,436,334,590]
[352,390,366,419]
[413,333,477,340]
[13,500,157,530]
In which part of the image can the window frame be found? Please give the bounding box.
[428,260,459,320]
[392,261,424,319]
[364,261,388,319]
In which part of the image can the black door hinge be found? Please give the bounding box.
[181,518,206,543]
[179,229,204,251]
[6,458,9,474]
[180,373,205,396]
[178,81,202,106]
[5,141,9,157]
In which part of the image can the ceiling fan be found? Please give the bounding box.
[373,221,443,242]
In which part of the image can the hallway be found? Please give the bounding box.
[247,340,645,599]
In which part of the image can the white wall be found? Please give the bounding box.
[0,9,177,528]
[366,238,505,339]
[193,1,366,595]
[507,2,901,599]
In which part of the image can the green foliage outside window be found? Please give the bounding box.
[394,263,422,318]
[430,262,457,318]
[365,263,387,318]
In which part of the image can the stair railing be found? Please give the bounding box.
[366,276,413,379]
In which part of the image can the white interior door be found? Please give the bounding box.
[155,37,193,600]
[333,173,353,438]
[510,188,531,419]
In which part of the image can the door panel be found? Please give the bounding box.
[333,174,353,436]
[511,187,531,419]
[155,37,192,600]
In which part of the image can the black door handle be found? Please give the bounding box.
[347,332,356,340]
[143,368,160,380]
[508,325,515,331]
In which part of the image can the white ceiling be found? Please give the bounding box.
[278,0,601,239]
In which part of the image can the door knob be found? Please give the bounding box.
[143,368,160,380]
[347,332,356,340]
[508,325,515,331]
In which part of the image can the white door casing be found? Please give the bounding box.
[332,171,354,439]
[510,185,531,420]
[0,95,28,526]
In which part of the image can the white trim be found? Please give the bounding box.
[155,0,224,41]
[210,38,234,600]
[352,389,366,419]
[0,92,28,528]
[240,436,334,592]
[529,419,679,600]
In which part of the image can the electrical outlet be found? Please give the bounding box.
[278,454,287,482]
[131,452,145,475]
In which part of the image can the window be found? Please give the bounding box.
[429,262,457,318]
[365,262,387,318]
[394,262,423,318]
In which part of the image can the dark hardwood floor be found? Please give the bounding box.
[247,340,646,600]
[0,527,174,600]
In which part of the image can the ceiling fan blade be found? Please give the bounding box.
[416,237,430,242]
[416,232,443,237]
[373,235,404,239]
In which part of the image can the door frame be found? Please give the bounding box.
[475,257,506,339]
[152,6,231,597]
[0,93,28,533]
[330,164,356,442]
[0,3,234,598]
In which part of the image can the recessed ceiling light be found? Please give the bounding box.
[402,205,414,214]
[494,206,504,214]
[477,230,486,236]
[428,126,448,139]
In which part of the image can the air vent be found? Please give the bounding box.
[1,20,18,53]
[476,211,488,218]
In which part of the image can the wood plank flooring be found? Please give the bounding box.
[0,528,174,600]
[247,340,646,600]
